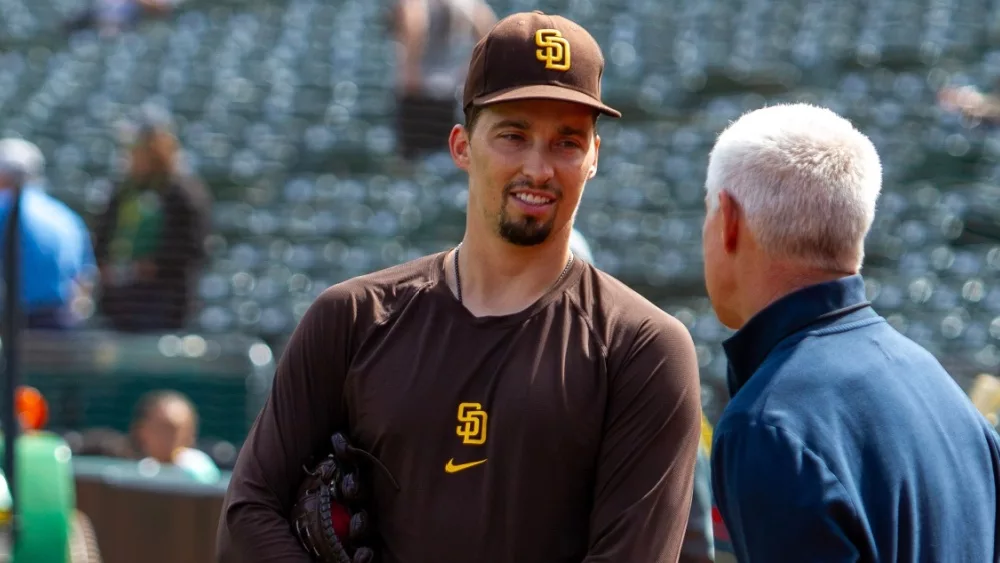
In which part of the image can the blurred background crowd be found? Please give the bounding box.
[4,0,1000,560]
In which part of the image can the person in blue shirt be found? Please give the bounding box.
[0,138,96,329]
[701,103,1000,562]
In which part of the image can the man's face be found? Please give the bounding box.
[136,399,195,463]
[129,144,152,177]
[451,99,600,246]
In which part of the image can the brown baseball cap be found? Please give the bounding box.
[463,11,621,118]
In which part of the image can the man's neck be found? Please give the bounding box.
[447,227,574,317]
[737,259,857,327]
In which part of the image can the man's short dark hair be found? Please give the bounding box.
[464,106,485,133]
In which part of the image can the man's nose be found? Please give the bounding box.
[520,146,555,186]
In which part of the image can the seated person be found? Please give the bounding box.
[130,390,220,483]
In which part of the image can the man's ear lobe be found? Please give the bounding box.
[449,125,471,171]
[589,135,600,179]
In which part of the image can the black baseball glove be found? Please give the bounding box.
[292,432,397,563]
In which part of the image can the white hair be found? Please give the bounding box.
[704,103,883,271]
[0,138,45,182]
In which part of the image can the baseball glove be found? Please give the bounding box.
[292,433,398,563]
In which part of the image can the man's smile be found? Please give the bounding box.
[509,188,558,214]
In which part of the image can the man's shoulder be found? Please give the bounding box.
[25,188,79,216]
[787,316,942,383]
[166,174,212,207]
[23,189,87,236]
[577,264,689,336]
[722,320,953,446]
[313,253,444,312]
[569,265,695,374]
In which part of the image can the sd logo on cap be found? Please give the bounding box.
[462,10,621,118]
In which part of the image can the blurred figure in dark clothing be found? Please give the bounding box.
[93,106,211,333]
[64,0,180,37]
[391,0,496,162]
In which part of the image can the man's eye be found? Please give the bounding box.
[500,133,523,141]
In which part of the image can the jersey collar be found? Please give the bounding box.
[721,274,871,397]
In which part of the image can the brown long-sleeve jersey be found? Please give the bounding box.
[217,252,703,563]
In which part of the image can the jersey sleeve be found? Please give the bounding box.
[710,421,861,563]
[216,285,360,562]
[583,314,703,562]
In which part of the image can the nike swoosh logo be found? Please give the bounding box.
[444,458,487,473]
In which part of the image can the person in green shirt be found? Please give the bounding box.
[93,105,211,332]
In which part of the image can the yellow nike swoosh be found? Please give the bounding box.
[444,458,487,473]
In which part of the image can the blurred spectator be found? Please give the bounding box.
[130,390,220,483]
[969,373,1000,428]
[0,138,97,330]
[74,427,136,458]
[680,417,716,563]
[93,106,211,333]
[65,0,180,37]
[391,0,497,162]
[938,81,1000,123]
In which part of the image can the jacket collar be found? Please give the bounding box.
[722,274,871,397]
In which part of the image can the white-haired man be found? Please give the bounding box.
[702,103,1000,562]
[0,138,96,329]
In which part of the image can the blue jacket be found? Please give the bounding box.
[0,185,95,310]
[711,275,1000,562]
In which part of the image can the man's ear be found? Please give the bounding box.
[588,134,600,179]
[719,191,742,253]
[450,124,472,171]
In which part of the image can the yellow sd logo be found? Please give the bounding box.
[456,402,488,445]
[535,29,571,71]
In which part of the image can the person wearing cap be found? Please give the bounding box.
[92,105,211,333]
[0,138,96,330]
[218,10,702,563]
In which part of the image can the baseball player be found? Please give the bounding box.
[218,11,702,563]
